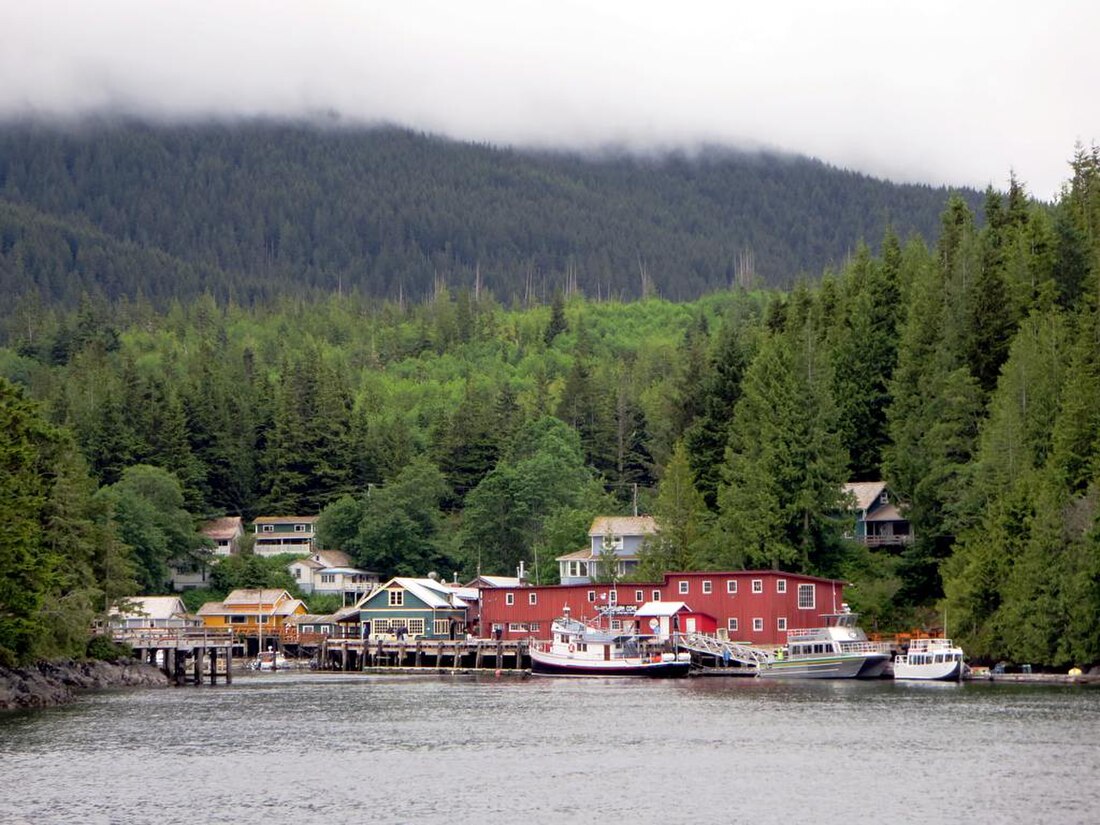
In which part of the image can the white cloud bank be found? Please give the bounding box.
[1,1,1095,199]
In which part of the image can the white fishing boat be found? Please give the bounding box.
[529,607,691,677]
[252,649,291,671]
[757,605,889,679]
[893,638,966,681]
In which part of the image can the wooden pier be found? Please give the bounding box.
[316,638,530,673]
[111,628,239,686]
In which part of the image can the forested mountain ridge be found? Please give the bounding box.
[0,118,981,313]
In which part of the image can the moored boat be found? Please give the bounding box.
[893,638,966,681]
[529,608,691,677]
[757,605,889,679]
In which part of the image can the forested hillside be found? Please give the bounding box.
[1,138,1097,671]
[0,119,979,316]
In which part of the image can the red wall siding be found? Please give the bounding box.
[480,571,846,646]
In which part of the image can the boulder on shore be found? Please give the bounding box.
[0,659,170,710]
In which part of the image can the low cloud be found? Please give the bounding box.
[1,1,1094,198]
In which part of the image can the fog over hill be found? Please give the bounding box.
[0,119,981,309]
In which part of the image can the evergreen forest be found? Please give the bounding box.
[0,119,979,312]
[1,125,1098,673]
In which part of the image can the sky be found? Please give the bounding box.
[1,1,1095,200]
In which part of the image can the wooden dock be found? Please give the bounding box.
[110,628,239,685]
[316,638,529,673]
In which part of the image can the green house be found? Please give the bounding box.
[354,577,470,640]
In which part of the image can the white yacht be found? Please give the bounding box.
[893,638,966,681]
[757,605,889,679]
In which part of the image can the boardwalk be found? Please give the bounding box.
[110,628,238,685]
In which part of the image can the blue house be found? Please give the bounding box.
[843,481,914,547]
[556,516,658,585]
[353,577,470,640]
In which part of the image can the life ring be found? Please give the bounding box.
[568,644,576,653]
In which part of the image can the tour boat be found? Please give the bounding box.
[757,605,889,679]
[893,638,967,681]
[529,608,691,677]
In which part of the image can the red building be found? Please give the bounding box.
[479,570,846,646]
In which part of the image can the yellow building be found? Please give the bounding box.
[197,588,308,640]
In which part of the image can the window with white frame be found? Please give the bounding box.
[407,619,425,636]
[609,590,617,604]
[528,592,537,605]
[752,618,763,632]
[798,584,815,609]
[702,580,712,594]
[508,622,529,632]
[388,590,403,606]
[506,593,514,606]
[776,579,787,594]
[611,620,622,631]
[652,590,661,601]
[777,617,787,631]
[295,524,306,533]
[373,619,391,633]
[727,580,738,595]
[588,590,596,602]
[635,589,644,602]
[601,533,624,550]
[727,618,739,632]
[678,580,689,595]
[433,619,450,636]
[321,574,335,583]
[752,579,763,594]
[262,524,273,532]
[880,491,889,504]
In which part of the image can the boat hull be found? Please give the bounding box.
[893,659,964,682]
[758,652,889,679]
[530,649,691,678]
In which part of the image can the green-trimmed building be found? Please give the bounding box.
[354,577,470,640]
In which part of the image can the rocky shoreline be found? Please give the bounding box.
[0,659,170,710]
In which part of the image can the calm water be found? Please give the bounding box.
[1,673,1098,824]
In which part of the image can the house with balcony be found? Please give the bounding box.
[253,516,318,557]
[843,481,914,547]
[196,588,308,640]
[169,516,246,590]
[287,550,379,604]
[557,516,658,585]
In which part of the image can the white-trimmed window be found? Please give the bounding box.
[508,622,529,632]
[388,590,403,606]
[601,534,624,550]
[610,620,622,631]
[321,574,335,583]
[727,580,738,595]
[433,619,450,636]
[407,619,425,636]
[262,524,274,532]
[880,491,889,504]
[528,592,537,605]
[798,584,815,610]
[295,524,306,533]
[678,580,689,595]
[588,590,596,603]
[752,618,763,632]
[776,579,787,594]
[652,590,661,601]
[752,579,763,594]
[609,590,618,604]
[702,580,712,594]
[506,593,515,606]
[635,589,644,602]
[373,619,391,633]
[529,622,540,632]
[777,617,787,631]
[727,618,739,632]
